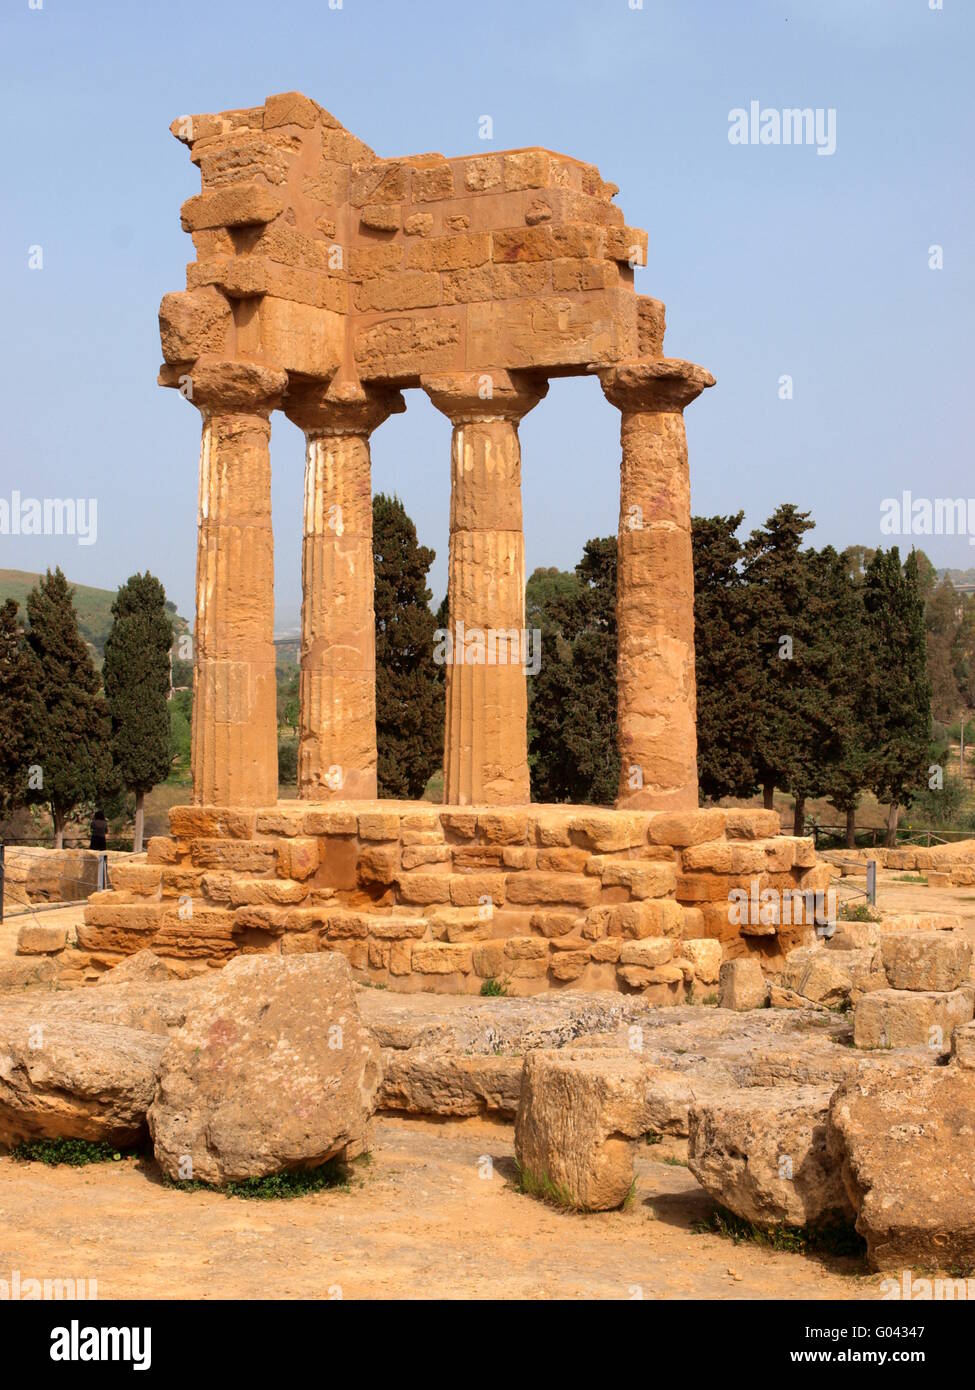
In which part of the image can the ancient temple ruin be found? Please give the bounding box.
[78,90,814,999]
[157,90,714,814]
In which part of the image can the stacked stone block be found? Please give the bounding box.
[79,803,821,998]
[853,930,975,1054]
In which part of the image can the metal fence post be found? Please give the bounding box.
[866,858,877,907]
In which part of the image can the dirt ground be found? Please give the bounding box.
[0,1117,883,1302]
[1,873,972,1301]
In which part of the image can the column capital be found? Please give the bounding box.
[599,358,715,415]
[283,379,406,437]
[421,369,548,424]
[169,359,289,416]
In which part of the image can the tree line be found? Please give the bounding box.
[0,569,173,851]
[529,505,952,847]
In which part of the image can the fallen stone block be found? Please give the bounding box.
[16,924,69,955]
[881,931,972,993]
[0,1018,167,1147]
[853,987,973,1053]
[828,1069,975,1270]
[688,1086,854,1230]
[718,958,767,1011]
[514,1047,650,1210]
[95,949,178,986]
[0,958,58,991]
[148,953,382,1185]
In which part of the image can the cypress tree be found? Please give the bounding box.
[373,494,444,799]
[0,599,41,821]
[863,548,931,846]
[25,568,115,848]
[740,504,816,812]
[103,573,175,853]
[692,512,760,801]
[528,537,619,804]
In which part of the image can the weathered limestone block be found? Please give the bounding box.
[650,808,726,847]
[422,371,546,805]
[952,1019,975,1068]
[828,1069,975,1270]
[0,1019,167,1147]
[148,954,381,1184]
[587,857,677,898]
[0,958,58,991]
[853,988,974,1053]
[16,924,69,955]
[680,938,722,984]
[718,958,767,1011]
[688,1087,854,1230]
[783,945,882,1007]
[506,872,602,908]
[514,1048,651,1210]
[881,931,973,993]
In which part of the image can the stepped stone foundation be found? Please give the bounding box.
[80,803,824,996]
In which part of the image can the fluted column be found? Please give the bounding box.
[189,361,287,807]
[284,383,404,799]
[422,371,547,806]
[599,359,715,811]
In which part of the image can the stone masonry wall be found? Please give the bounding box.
[77,803,824,999]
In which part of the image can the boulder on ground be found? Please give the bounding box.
[718,958,767,1011]
[952,1019,975,1070]
[782,945,881,1008]
[514,1047,650,1210]
[880,931,972,993]
[688,1086,854,1230]
[0,1017,166,1147]
[16,924,69,955]
[148,953,382,1185]
[0,958,58,991]
[853,988,973,1053]
[95,949,176,987]
[827,1069,975,1270]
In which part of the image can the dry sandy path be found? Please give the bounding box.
[0,1116,881,1302]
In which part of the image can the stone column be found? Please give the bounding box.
[284,383,405,800]
[422,371,547,806]
[189,361,288,807]
[599,359,715,811]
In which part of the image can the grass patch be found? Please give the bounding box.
[660,1155,687,1167]
[702,993,719,1007]
[644,1131,663,1146]
[514,1161,581,1210]
[11,1138,136,1167]
[162,1157,353,1199]
[480,976,510,997]
[693,1205,866,1259]
[838,902,882,923]
[893,874,928,885]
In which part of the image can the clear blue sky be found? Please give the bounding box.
[2,0,972,629]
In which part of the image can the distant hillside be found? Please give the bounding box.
[0,569,190,659]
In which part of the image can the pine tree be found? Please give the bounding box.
[103,573,175,853]
[0,599,41,821]
[863,548,931,846]
[529,538,619,804]
[692,512,761,801]
[373,494,444,799]
[25,569,115,848]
